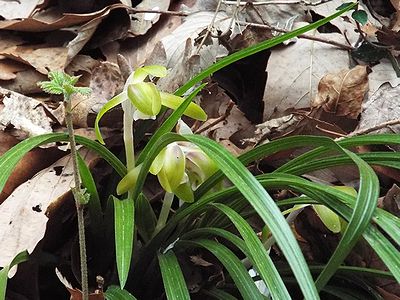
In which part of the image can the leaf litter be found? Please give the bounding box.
[1,0,400,298]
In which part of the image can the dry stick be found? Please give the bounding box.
[126,7,188,16]
[223,0,334,4]
[337,119,400,140]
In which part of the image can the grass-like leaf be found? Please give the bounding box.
[113,196,134,289]
[211,203,291,299]
[184,135,319,299]
[104,285,137,300]
[0,251,29,300]
[158,250,190,300]
[0,133,126,196]
[77,153,103,239]
[179,239,264,300]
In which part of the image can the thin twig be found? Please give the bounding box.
[337,119,400,140]
[195,100,235,134]
[126,7,188,16]
[238,21,354,50]
[223,0,333,5]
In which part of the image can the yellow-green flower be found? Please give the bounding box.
[117,121,218,202]
[95,65,207,144]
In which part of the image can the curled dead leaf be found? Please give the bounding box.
[311,65,369,119]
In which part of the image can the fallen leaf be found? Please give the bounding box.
[378,184,400,216]
[311,65,369,119]
[369,59,400,97]
[70,61,124,127]
[56,268,105,300]
[0,87,55,137]
[390,0,400,31]
[66,18,103,65]
[0,69,48,95]
[122,1,182,67]
[263,26,349,121]
[310,0,363,44]
[358,83,400,134]
[160,11,231,67]
[0,149,98,269]
[0,45,68,75]
[0,3,127,32]
[129,0,171,36]
[0,59,27,80]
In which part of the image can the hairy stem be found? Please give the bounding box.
[65,94,89,300]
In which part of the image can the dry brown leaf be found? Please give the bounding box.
[0,69,48,95]
[263,28,349,121]
[0,3,127,32]
[129,0,170,36]
[0,87,56,138]
[369,59,400,97]
[0,59,27,80]
[56,268,105,300]
[122,0,182,67]
[0,149,98,270]
[66,18,103,65]
[0,45,68,74]
[70,61,124,127]
[390,0,400,31]
[358,83,400,135]
[311,65,369,119]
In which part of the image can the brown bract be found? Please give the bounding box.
[312,65,369,119]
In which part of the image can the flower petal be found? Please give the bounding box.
[149,147,167,175]
[117,164,142,195]
[128,82,161,117]
[160,92,207,121]
[157,143,185,192]
[133,65,167,83]
[174,181,194,203]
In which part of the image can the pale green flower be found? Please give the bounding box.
[117,121,218,202]
[95,65,207,144]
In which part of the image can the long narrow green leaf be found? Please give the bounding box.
[174,2,357,96]
[283,152,400,175]
[211,203,291,299]
[278,134,400,173]
[252,173,400,284]
[77,153,103,238]
[0,250,29,300]
[113,196,134,289]
[105,285,137,300]
[179,239,264,300]
[0,133,126,196]
[136,193,157,242]
[203,288,238,300]
[184,135,319,299]
[189,134,379,291]
[95,92,126,144]
[158,250,190,300]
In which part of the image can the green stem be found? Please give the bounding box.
[65,93,89,300]
[154,192,175,235]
